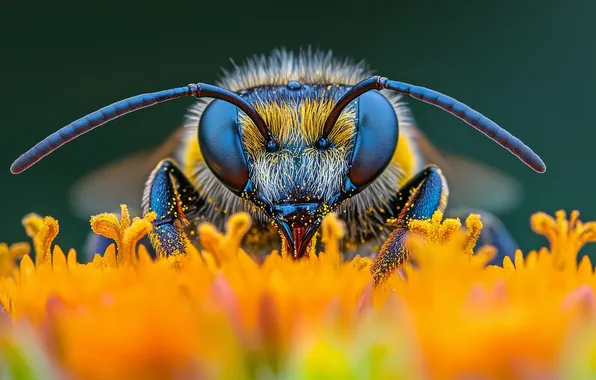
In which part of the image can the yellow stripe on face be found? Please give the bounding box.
[183,137,203,184]
[392,134,418,187]
[240,98,357,158]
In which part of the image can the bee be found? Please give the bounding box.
[11,49,545,283]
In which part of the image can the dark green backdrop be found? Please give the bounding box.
[1,0,593,257]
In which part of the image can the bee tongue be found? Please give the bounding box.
[271,202,322,258]
[279,223,315,259]
[292,225,306,258]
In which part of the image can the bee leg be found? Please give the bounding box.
[446,208,519,266]
[371,165,448,285]
[142,159,204,257]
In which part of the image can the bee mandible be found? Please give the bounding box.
[10,50,545,283]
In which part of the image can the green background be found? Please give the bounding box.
[1,0,593,257]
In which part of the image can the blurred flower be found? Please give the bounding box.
[0,207,595,379]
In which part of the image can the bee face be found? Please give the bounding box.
[242,87,357,205]
[196,83,400,257]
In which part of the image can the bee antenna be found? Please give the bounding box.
[10,83,272,174]
[322,76,546,173]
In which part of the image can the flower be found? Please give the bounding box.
[0,207,596,379]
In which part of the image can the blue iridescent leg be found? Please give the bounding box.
[143,159,205,257]
[371,165,448,285]
[446,208,519,266]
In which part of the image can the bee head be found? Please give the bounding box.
[198,84,399,258]
[12,70,544,260]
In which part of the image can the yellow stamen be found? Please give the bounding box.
[90,204,156,265]
[21,214,59,266]
[408,210,462,245]
[531,210,596,269]
[0,243,30,277]
[319,213,345,266]
[197,212,252,266]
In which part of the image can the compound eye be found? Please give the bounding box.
[348,91,399,190]
[198,99,249,194]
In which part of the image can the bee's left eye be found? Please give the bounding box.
[347,91,399,191]
[198,99,249,194]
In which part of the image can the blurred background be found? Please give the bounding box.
[1,0,593,257]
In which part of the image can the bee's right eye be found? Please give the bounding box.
[198,99,250,195]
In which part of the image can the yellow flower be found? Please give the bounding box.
[1,207,596,379]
